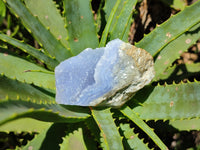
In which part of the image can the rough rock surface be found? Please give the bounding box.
[55,39,155,107]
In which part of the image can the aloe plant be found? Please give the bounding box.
[0,0,200,149]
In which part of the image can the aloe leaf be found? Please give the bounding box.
[120,106,168,150]
[22,123,79,150]
[0,52,55,89]
[103,0,126,28]
[24,0,70,50]
[91,108,123,150]
[156,65,178,81]
[120,124,150,150]
[171,0,186,10]
[154,22,200,80]
[0,76,54,102]
[99,0,121,47]
[157,63,200,82]
[60,128,87,150]
[160,0,186,10]
[5,0,72,62]
[130,81,200,120]
[184,63,200,72]
[85,117,101,143]
[84,117,103,150]
[22,126,51,150]
[64,0,99,55]
[136,1,200,56]
[0,33,58,70]
[109,0,137,40]
[100,0,137,46]
[0,100,90,126]
[82,124,99,150]
[122,16,133,42]
[169,118,200,130]
[103,0,118,21]
[0,118,52,132]
[0,0,6,24]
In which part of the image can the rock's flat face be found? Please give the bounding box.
[55,39,155,107]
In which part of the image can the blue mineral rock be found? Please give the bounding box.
[55,39,155,107]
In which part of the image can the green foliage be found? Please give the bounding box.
[92,108,123,149]
[160,0,187,10]
[60,128,87,150]
[5,0,72,62]
[0,118,52,132]
[64,0,99,55]
[120,123,150,149]
[0,0,6,25]
[154,22,200,80]
[0,0,200,149]
[0,76,54,102]
[121,106,167,149]
[135,1,200,56]
[0,52,55,89]
[24,0,70,50]
[132,81,200,120]
[0,33,59,70]
[22,123,80,150]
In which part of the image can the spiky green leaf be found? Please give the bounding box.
[64,0,99,55]
[5,0,72,62]
[0,52,55,89]
[84,117,101,144]
[109,0,137,40]
[91,108,123,150]
[0,76,54,102]
[136,1,200,56]
[160,0,186,10]
[99,0,121,47]
[0,100,90,126]
[122,16,132,42]
[120,124,150,150]
[131,82,200,120]
[0,33,58,70]
[24,0,70,50]
[100,0,137,45]
[154,22,200,80]
[22,123,80,150]
[0,0,6,24]
[0,118,52,132]
[156,63,200,83]
[60,128,87,150]
[170,118,200,131]
[82,124,99,150]
[103,0,118,21]
[120,106,168,150]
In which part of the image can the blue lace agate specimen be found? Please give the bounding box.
[55,39,155,107]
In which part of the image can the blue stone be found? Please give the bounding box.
[55,39,155,107]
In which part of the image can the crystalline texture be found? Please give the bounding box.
[55,39,155,107]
